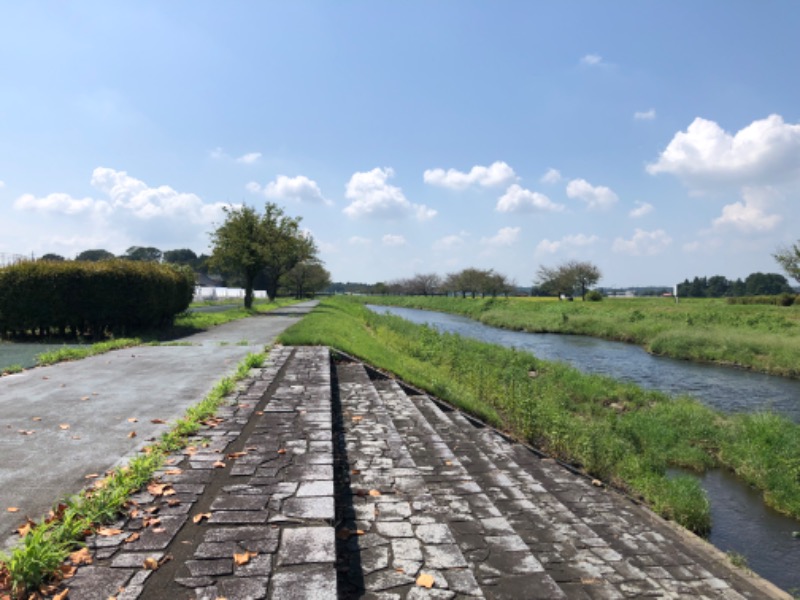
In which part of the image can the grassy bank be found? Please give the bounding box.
[0,351,267,598]
[279,297,800,535]
[172,297,303,333]
[364,295,800,378]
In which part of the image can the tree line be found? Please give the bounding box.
[677,272,795,298]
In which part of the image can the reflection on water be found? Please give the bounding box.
[369,304,800,592]
[368,305,800,423]
[0,341,84,371]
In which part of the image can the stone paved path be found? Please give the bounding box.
[43,347,786,599]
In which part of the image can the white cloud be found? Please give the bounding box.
[535,234,599,255]
[348,236,372,246]
[496,184,564,213]
[612,229,672,256]
[382,234,406,247]
[253,175,331,205]
[629,201,654,218]
[344,167,436,221]
[581,54,604,66]
[423,161,516,190]
[634,109,656,121]
[14,192,107,216]
[566,178,619,210]
[236,152,262,164]
[433,234,466,251]
[712,187,782,233]
[481,227,520,247]
[647,114,800,187]
[540,168,561,184]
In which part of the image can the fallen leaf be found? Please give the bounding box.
[167,498,181,507]
[164,468,182,475]
[6,507,19,513]
[150,418,166,424]
[352,415,363,422]
[368,489,381,497]
[147,482,169,496]
[96,527,123,537]
[71,436,81,440]
[591,479,603,487]
[255,411,264,416]
[80,396,89,401]
[163,488,176,497]
[227,451,247,459]
[395,567,405,573]
[351,469,361,475]
[165,458,177,465]
[127,431,137,438]
[18,430,35,435]
[233,550,257,566]
[444,460,453,466]
[59,424,70,430]
[127,418,138,423]
[53,589,69,600]
[59,564,77,579]
[212,460,226,468]
[42,376,49,380]
[151,527,166,534]
[192,512,211,524]
[17,519,35,537]
[31,417,42,422]
[416,573,435,588]
[143,557,159,570]
[84,473,100,479]
[185,446,197,456]
[69,547,93,566]
[124,532,140,543]
[277,448,286,455]
[143,517,161,528]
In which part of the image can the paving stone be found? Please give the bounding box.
[271,564,337,599]
[280,496,335,521]
[277,526,335,565]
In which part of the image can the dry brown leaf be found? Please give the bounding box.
[164,468,182,475]
[277,448,286,455]
[444,460,453,466]
[124,532,140,543]
[69,547,93,566]
[59,564,77,579]
[255,411,264,416]
[352,415,363,422]
[18,430,35,435]
[52,589,69,600]
[167,498,181,507]
[147,482,168,496]
[416,573,435,588]
[150,418,166,424]
[127,418,138,423]
[143,557,159,570]
[192,512,211,524]
[227,451,247,459]
[80,396,89,401]
[351,469,361,475]
[71,435,81,440]
[17,519,34,537]
[233,550,257,566]
[96,527,124,537]
[143,517,161,529]
[368,489,381,497]
[212,460,226,468]
[84,473,100,479]
[185,446,197,456]
[151,527,166,534]
[6,507,19,513]
[395,567,405,573]
[31,417,42,422]
[127,431,137,438]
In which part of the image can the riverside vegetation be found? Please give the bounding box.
[365,295,800,378]
[279,297,800,537]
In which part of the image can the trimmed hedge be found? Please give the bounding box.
[0,260,194,337]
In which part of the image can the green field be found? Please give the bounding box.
[363,295,800,378]
[279,297,800,535]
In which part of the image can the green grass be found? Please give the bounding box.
[280,297,800,535]
[1,364,24,376]
[172,297,302,332]
[35,338,141,366]
[0,350,267,597]
[364,295,800,377]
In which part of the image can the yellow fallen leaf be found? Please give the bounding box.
[31,417,42,421]
[17,519,35,537]
[143,557,159,570]
[212,460,226,468]
[6,507,19,513]
[192,512,211,524]
[233,550,257,566]
[127,418,138,423]
[84,473,100,479]
[352,415,363,422]
[368,489,381,497]
[416,573,435,588]
[59,424,70,430]
[69,547,93,566]
[125,532,141,543]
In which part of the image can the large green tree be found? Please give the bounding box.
[121,246,163,262]
[281,260,331,298]
[536,260,601,300]
[76,249,115,262]
[209,202,316,308]
[774,242,800,286]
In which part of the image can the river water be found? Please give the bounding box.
[368,305,800,592]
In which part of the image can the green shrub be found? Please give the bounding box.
[585,290,603,302]
[0,261,194,338]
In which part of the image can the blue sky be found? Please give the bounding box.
[2,2,799,288]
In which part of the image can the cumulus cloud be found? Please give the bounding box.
[433,234,466,251]
[540,168,561,185]
[712,187,782,233]
[236,152,262,164]
[566,179,619,210]
[344,167,436,221]
[647,114,800,187]
[382,234,406,247]
[634,109,656,121]
[629,201,654,218]
[249,175,330,205]
[481,227,520,247]
[496,184,564,213]
[535,234,599,255]
[14,192,107,216]
[612,229,672,256]
[423,161,516,190]
[580,54,604,66]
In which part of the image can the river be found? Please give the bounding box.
[368,304,800,592]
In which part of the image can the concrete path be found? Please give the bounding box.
[45,347,787,599]
[0,302,317,543]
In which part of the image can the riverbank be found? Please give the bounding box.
[279,297,800,536]
[363,295,800,378]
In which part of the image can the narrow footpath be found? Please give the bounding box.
[51,347,787,599]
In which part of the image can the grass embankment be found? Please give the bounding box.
[279,297,800,536]
[0,352,267,598]
[365,295,800,378]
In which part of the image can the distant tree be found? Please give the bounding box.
[281,261,331,298]
[76,249,115,262]
[706,275,730,298]
[121,246,163,262]
[405,273,442,296]
[744,272,792,296]
[372,282,388,295]
[210,202,315,307]
[536,260,601,300]
[163,249,198,265]
[774,242,800,286]
[39,253,65,262]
